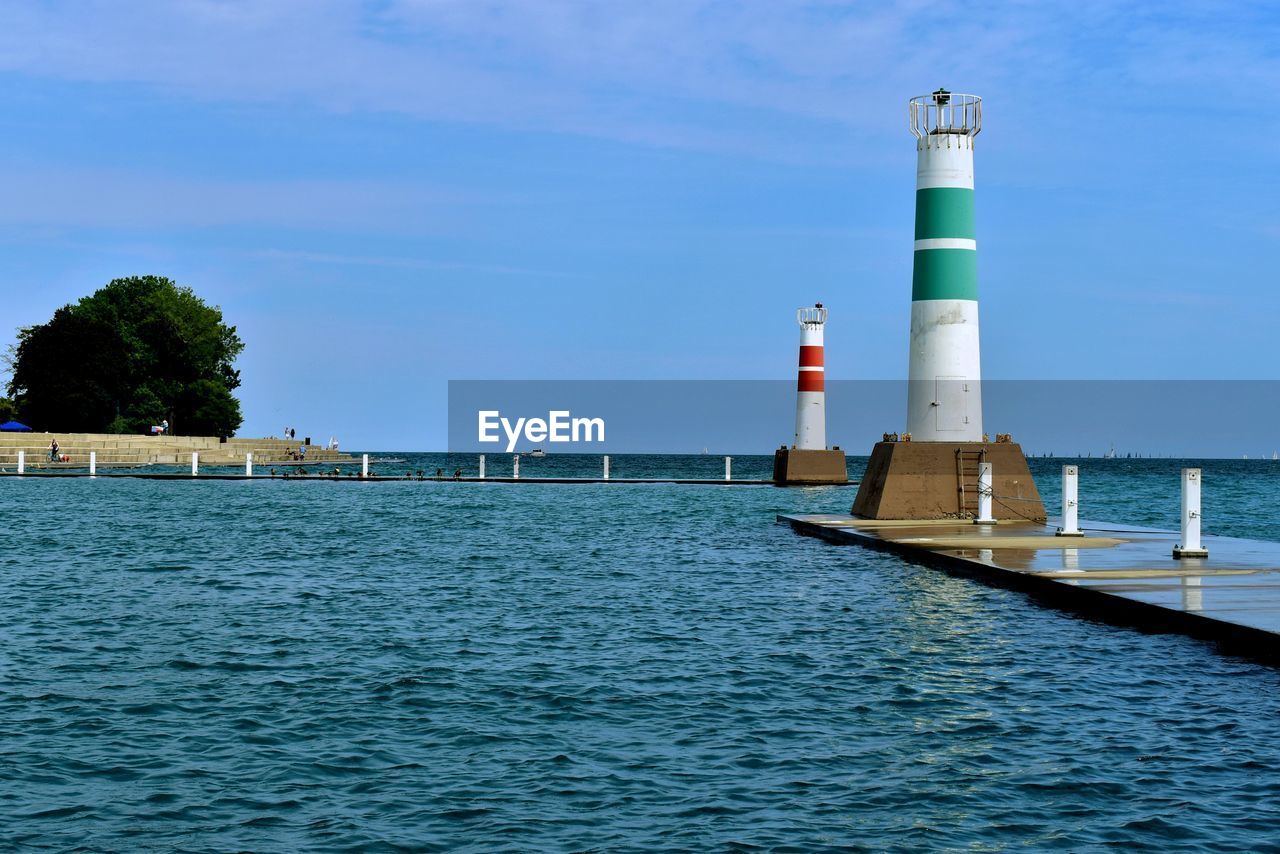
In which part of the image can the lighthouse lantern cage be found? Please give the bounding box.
[909,90,981,139]
[797,304,827,327]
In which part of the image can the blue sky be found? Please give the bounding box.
[0,1,1276,449]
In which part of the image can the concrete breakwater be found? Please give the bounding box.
[780,512,1280,661]
[0,432,352,468]
[0,471,811,485]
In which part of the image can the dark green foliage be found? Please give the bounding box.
[0,398,15,423]
[7,276,244,435]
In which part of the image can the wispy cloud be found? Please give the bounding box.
[248,247,574,277]
[0,1,1273,160]
[0,166,491,231]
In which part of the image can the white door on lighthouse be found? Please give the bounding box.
[935,376,969,433]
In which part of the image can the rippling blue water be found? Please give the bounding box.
[3,456,1280,850]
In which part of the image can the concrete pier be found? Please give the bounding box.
[0,432,354,469]
[779,513,1280,659]
[0,470,857,486]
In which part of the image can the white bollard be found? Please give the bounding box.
[974,460,995,524]
[16,450,24,474]
[245,452,253,478]
[89,451,96,477]
[725,456,732,481]
[478,454,486,479]
[362,453,369,479]
[191,452,199,476]
[603,455,610,480]
[1173,467,1208,558]
[1057,464,1082,536]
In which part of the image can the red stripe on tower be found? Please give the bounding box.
[797,370,824,392]
[798,346,824,367]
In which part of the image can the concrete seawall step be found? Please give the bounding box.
[0,432,353,466]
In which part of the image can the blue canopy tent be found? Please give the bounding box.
[0,421,32,432]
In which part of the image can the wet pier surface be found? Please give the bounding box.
[780,513,1280,659]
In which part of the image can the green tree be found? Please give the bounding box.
[7,276,245,435]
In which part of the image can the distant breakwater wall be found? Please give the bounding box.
[0,432,351,468]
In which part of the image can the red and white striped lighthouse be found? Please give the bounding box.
[794,304,828,450]
[774,302,846,484]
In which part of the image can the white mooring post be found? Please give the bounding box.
[974,460,995,524]
[1057,464,1082,536]
[725,456,732,481]
[1173,467,1208,558]
[513,454,520,480]
[603,455,610,480]
[245,452,253,477]
[191,452,199,476]
[89,451,96,477]
[362,453,369,479]
[478,454,486,480]
[16,450,24,474]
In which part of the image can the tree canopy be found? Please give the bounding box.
[7,276,245,436]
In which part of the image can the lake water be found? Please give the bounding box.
[3,456,1279,850]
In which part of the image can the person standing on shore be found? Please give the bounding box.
[49,438,59,462]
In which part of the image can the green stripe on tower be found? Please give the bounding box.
[914,187,975,240]
[912,249,978,301]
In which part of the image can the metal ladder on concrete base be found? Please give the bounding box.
[955,448,986,518]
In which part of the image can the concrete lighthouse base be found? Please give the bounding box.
[773,448,849,485]
[851,441,1045,521]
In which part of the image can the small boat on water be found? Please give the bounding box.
[526,449,546,457]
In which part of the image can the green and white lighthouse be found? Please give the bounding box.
[851,90,1046,521]
[906,89,983,442]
